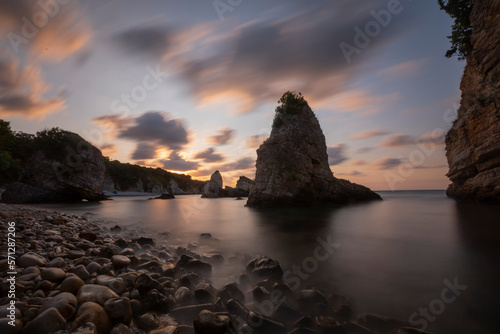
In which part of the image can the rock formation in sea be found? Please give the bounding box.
[226,176,254,197]
[246,92,381,207]
[445,0,500,202]
[1,130,107,203]
[201,171,226,198]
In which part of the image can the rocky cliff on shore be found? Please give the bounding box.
[1,129,107,204]
[445,0,500,202]
[202,172,254,198]
[247,92,381,207]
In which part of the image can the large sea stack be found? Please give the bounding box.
[445,0,500,202]
[246,92,381,207]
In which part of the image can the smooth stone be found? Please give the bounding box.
[193,310,235,334]
[71,302,112,334]
[175,287,194,306]
[23,267,40,276]
[247,311,286,334]
[217,283,245,305]
[0,305,21,318]
[71,265,91,281]
[18,253,46,268]
[68,250,86,259]
[72,322,97,334]
[20,307,66,334]
[77,284,119,306]
[169,304,215,325]
[136,312,159,331]
[0,318,22,334]
[111,255,131,269]
[175,255,212,277]
[104,297,132,325]
[79,232,98,242]
[149,325,179,334]
[47,257,66,268]
[59,275,85,295]
[40,268,66,282]
[39,292,78,320]
[246,257,283,282]
[96,275,127,295]
[109,323,133,334]
[86,262,102,274]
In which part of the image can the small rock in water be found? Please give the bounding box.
[110,225,122,233]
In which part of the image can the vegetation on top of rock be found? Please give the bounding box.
[438,0,473,60]
[273,91,308,128]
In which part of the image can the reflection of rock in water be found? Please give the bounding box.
[453,201,500,333]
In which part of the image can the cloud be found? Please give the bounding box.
[337,170,364,176]
[350,129,390,139]
[212,157,255,173]
[373,157,403,170]
[194,147,225,163]
[162,150,199,172]
[380,134,416,147]
[245,134,268,149]
[378,58,429,80]
[99,143,117,157]
[0,52,66,118]
[207,127,235,145]
[1,0,92,61]
[167,0,415,113]
[356,147,375,154]
[117,111,189,150]
[113,26,170,59]
[416,130,445,146]
[327,144,348,165]
[380,130,445,148]
[131,142,157,160]
[352,160,367,166]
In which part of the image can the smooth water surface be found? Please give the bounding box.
[34,190,500,333]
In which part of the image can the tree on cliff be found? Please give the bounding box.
[273,91,308,128]
[438,0,473,60]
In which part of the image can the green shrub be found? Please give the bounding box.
[272,91,307,128]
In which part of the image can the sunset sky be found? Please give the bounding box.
[0,0,465,190]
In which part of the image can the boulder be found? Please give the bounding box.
[104,297,132,325]
[246,92,381,207]
[246,257,283,281]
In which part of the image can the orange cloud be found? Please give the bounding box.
[378,58,429,80]
[0,52,66,119]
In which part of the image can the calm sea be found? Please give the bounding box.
[33,190,500,334]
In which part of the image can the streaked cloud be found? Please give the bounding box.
[131,142,157,160]
[194,147,225,163]
[350,129,390,139]
[1,0,92,61]
[0,52,66,118]
[378,58,429,80]
[113,26,170,59]
[328,144,348,165]
[380,133,416,147]
[373,157,403,169]
[207,127,235,145]
[162,150,199,172]
[245,134,268,149]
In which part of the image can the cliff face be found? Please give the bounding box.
[1,132,106,203]
[445,0,500,202]
[246,103,381,207]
